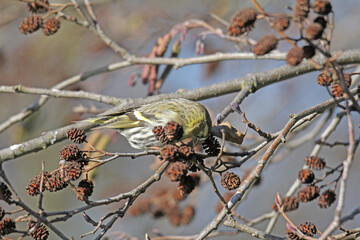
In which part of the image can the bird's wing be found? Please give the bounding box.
[89,110,153,129]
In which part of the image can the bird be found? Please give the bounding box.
[89,98,212,149]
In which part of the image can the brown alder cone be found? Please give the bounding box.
[28,222,49,240]
[306,23,324,40]
[42,17,61,36]
[178,175,195,196]
[0,182,11,201]
[304,156,326,170]
[221,172,241,190]
[272,13,290,31]
[298,222,317,236]
[272,196,299,212]
[331,83,343,97]
[0,218,16,236]
[253,35,278,56]
[166,162,188,182]
[318,189,336,208]
[298,185,320,202]
[286,47,304,66]
[298,169,315,183]
[228,8,258,36]
[312,0,332,15]
[293,0,310,22]
[19,15,43,34]
[317,71,332,86]
[66,128,87,144]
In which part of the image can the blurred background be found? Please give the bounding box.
[0,0,359,239]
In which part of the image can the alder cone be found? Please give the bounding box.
[221,172,241,190]
[286,47,304,66]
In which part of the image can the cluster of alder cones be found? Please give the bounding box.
[18,0,60,36]
[227,0,357,98]
[26,129,93,201]
[0,185,49,239]
[228,0,332,66]
[272,156,336,214]
[127,121,222,226]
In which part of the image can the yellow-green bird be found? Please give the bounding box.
[89,98,212,149]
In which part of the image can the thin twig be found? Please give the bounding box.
[319,102,358,240]
[0,85,120,105]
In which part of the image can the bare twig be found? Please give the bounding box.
[266,111,346,233]
[224,217,285,240]
[320,102,358,240]
[47,161,169,222]
[0,85,120,105]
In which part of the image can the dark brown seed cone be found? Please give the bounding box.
[28,222,49,240]
[302,45,315,59]
[166,162,188,182]
[272,13,290,31]
[160,145,179,162]
[42,17,61,36]
[59,144,82,161]
[0,182,12,201]
[286,47,304,66]
[228,7,258,36]
[27,0,49,13]
[286,229,301,240]
[343,73,352,88]
[272,196,299,212]
[306,23,323,40]
[77,180,94,199]
[153,122,183,145]
[314,16,327,29]
[305,156,326,170]
[178,175,195,196]
[215,191,233,213]
[129,199,152,216]
[202,135,220,156]
[298,222,317,236]
[298,185,320,202]
[298,169,315,184]
[253,35,278,56]
[45,171,68,192]
[178,145,194,159]
[19,15,43,35]
[0,207,4,221]
[64,161,83,181]
[181,205,195,225]
[66,128,87,144]
[164,121,183,142]
[312,0,332,15]
[0,217,15,236]
[292,0,310,22]
[153,126,167,143]
[331,82,344,97]
[26,171,50,196]
[317,71,332,86]
[221,172,241,190]
[318,189,336,208]
[190,173,201,187]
